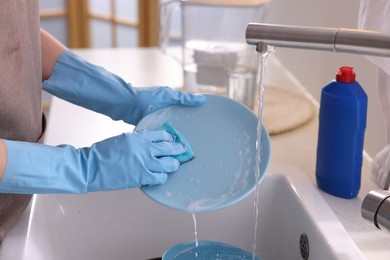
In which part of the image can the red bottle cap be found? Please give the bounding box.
[336,66,356,83]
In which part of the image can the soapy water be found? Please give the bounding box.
[183,128,255,211]
[154,144,253,211]
[185,155,254,212]
[186,193,237,213]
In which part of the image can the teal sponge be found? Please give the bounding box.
[160,122,195,164]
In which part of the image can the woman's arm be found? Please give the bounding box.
[0,30,68,181]
[41,29,67,81]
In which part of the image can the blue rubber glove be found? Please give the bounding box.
[42,50,206,125]
[0,130,185,194]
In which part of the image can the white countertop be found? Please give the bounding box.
[45,48,390,259]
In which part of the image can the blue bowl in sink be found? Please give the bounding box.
[162,240,260,260]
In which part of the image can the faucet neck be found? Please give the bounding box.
[246,23,390,57]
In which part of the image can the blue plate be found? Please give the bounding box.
[135,94,271,213]
[162,240,260,260]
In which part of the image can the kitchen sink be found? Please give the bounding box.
[0,160,364,259]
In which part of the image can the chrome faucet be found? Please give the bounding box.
[245,22,390,231]
[246,23,390,56]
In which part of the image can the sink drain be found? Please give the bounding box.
[299,233,309,260]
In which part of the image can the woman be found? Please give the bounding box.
[0,0,205,243]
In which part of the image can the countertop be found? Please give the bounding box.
[46,48,390,259]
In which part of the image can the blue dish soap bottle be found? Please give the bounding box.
[316,66,368,199]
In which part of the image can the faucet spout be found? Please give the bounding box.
[246,23,390,57]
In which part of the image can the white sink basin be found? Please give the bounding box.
[0,164,364,260]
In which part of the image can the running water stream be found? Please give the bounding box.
[252,45,273,260]
[192,213,199,246]
[188,46,273,260]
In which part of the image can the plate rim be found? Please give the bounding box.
[136,94,271,213]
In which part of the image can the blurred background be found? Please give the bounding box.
[40,0,158,48]
[39,0,382,158]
